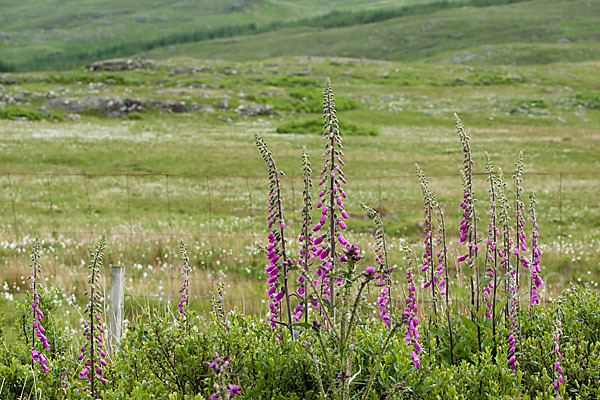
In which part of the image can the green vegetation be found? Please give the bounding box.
[2,0,599,71]
[277,117,379,136]
[0,0,454,71]
[0,57,598,297]
[575,91,600,109]
[142,0,600,66]
[1,283,600,398]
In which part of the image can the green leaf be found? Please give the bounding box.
[292,322,312,329]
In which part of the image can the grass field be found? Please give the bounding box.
[1,56,599,314]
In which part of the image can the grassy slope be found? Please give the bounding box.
[0,0,435,68]
[142,0,600,65]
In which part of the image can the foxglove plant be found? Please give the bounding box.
[402,244,421,370]
[312,78,349,317]
[415,164,439,321]
[206,352,241,400]
[177,240,192,333]
[496,168,513,320]
[415,164,454,363]
[507,272,518,370]
[295,147,314,324]
[78,234,108,397]
[209,278,226,321]
[513,151,528,291]
[29,239,50,373]
[455,114,481,348]
[360,203,392,327]
[552,318,564,398]
[528,191,544,307]
[255,134,293,332]
[483,153,498,332]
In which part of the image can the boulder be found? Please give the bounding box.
[235,104,274,116]
[44,96,146,117]
[149,99,189,113]
[86,59,155,72]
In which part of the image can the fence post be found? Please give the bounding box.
[108,265,125,353]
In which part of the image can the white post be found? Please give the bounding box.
[108,265,125,353]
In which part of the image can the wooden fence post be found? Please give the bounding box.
[108,265,125,353]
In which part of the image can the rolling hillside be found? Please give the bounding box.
[141,0,600,65]
[0,0,453,71]
[4,0,598,70]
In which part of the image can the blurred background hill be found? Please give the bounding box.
[1,0,599,71]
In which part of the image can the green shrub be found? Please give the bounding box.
[126,112,145,120]
[277,117,379,136]
[2,287,599,399]
[575,91,600,109]
[264,75,319,87]
[0,106,45,121]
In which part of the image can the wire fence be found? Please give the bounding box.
[1,170,599,307]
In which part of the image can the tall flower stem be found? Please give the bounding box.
[313,79,348,324]
[29,239,50,373]
[436,204,454,365]
[255,134,293,333]
[455,114,480,350]
[78,233,108,398]
[484,153,499,353]
[513,152,526,355]
[528,191,544,308]
[325,82,337,317]
[497,168,512,321]
[299,147,313,324]
[513,152,526,299]
[178,240,192,334]
[361,202,393,326]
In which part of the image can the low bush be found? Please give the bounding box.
[276,117,379,136]
[0,106,45,121]
[575,91,600,109]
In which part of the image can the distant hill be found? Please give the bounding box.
[140,0,600,65]
[0,0,598,71]
[0,0,453,71]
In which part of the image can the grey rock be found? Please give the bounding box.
[169,66,212,75]
[66,113,81,121]
[36,107,50,117]
[149,99,189,113]
[235,104,274,116]
[86,59,155,72]
[13,91,30,102]
[102,98,146,117]
[88,82,107,90]
[44,96,145,117]
[189,102,214,113]
[215,100,229,109]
